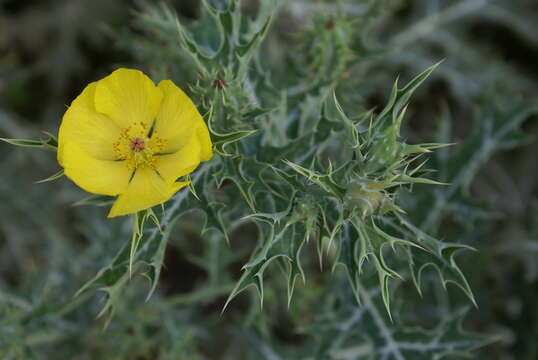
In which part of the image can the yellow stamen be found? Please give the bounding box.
[112,123,166,171]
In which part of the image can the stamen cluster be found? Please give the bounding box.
[112,121,166,170]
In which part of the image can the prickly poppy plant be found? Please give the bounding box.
[2,0,536,358]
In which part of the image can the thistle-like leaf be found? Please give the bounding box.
[1,132,58,152]
[34,169,64,184]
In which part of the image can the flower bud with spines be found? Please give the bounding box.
[345,178,403,218]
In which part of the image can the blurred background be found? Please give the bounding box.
[0,0,537,359]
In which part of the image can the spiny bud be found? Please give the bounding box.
[213,78,228,90]
[345,180,403,218]
[287,197,317,226]
[325,19,335,30]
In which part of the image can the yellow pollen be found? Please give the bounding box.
[112,123,166,170]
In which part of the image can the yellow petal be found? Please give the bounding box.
[94,68,163,130]
[154,134,201,183]
[107,167,188,217]
[62,142,132,196]
[58,82,121,165]
[154,80,212,160]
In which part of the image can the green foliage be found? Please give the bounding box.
[305,280,494,360]
[1,132,58,152]
[1,0,537,359]
[79,0,476,341]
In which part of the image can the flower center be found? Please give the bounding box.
[130,137,145,152]
[112,122,166,170]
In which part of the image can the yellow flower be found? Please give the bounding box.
[58,68,212,217]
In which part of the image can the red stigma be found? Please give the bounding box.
[213,78,228,90]
[130,137,145,152]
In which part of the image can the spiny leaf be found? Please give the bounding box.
[208,120,258,156]
[129,210,149,277]
[73,194,115,207]
[376,61,441,128]
[146,208,162,234]
[223,225,289,311]
[34,169,64,184]
[235,12,273,79]
[283,160,346,199]
[215,156,256,211]
[223,221,309,311]
[331,92,362,160]
[1,132,58,151]
[335,218,422,318]
[310,279,494,360]
[241,189,295,224]
[184,174,200,201]
[73,165,214,319]
[200,200,229,241]
[414,100,538,233]
[274,223,309,307]
[448,101,538,194]
[395,214,477,306]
